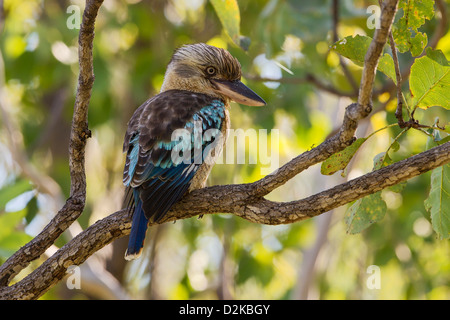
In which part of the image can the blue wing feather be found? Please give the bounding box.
[123,92,225,260]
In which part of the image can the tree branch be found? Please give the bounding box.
[1,139,448,299]
[244,74,358,98]
[166,141,450,224]
[373,0,448,99]
[0,210,129,300]
[0,0,103,287]
[5,0,449,300]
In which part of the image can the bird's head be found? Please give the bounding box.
[160,43,266,107]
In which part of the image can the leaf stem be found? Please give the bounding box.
[366,123,399,140]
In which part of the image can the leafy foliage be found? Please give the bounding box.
[332,35,397,83]
[210,0,243,49]
[328,2,450,240]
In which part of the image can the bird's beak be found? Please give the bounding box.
[211,79,266,106]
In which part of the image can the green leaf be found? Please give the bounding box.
[332,35,397,84]
[210,0,242,49]
[345,192,387,234]
[424,163,450,239]
[389,138,400,153]
[424,135,450,239]
[393,0,434,56]
[409,32,428,57]
[321,137,367,175]
[0,179,33,210]
[410,48,450,110]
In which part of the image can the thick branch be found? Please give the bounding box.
[358,0,398,110]
[1,141,448,299]
[0,211,129,300]
[166,141,450,224]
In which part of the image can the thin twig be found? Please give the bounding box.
[0,0,104,288]
[245,74,357,98]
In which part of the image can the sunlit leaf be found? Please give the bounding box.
[393,0,434,56]
[332,35,397,84]
[321,137,367,175]
[210,0,242,48]
[410,48,450,110]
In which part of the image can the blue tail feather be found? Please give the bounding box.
[125,197,149,260]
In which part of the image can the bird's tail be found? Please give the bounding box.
[124,192,149,261]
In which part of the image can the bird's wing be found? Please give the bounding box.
[123,90,225,222]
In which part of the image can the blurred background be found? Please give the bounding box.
[0,0,449,299]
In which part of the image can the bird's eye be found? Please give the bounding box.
[206,66,217,76]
